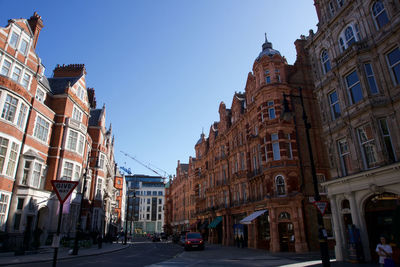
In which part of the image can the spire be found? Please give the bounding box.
[262,33,273,51]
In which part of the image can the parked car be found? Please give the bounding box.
[179,234,186,246]
[160,232,168,240]
[184,232,204,251]
[152,233,161,242]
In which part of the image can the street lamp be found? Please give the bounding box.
[72,151,91,255]
[124,189,136,245]
[282,87,330,267]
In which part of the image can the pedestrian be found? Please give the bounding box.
[376,236,393,267]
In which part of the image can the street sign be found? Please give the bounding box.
[51,180,79,204]
[313,201,329,216]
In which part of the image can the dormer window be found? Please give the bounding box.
[19,39,29,55]
[9,32,19,48]
[77,86,85,100]
[372,1,389,29]
[339,23,361,52]
[35,88,45,103]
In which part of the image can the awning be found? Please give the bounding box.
[239,210,267,224]
[208,216,222,228]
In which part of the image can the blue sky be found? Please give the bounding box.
[1,0,318,178]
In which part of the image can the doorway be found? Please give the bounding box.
[364,193,400,263]
[278,222,294,252]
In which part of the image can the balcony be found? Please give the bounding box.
[335,39,369,66]
[66,117,87,132]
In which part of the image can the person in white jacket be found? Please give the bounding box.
[376,236,393,266]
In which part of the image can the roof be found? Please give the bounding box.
[48,77,80,95]
[256,36,281,61]
[89,109,102,126]
[39,75,51,90]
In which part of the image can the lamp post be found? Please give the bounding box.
[124,189,136,245]
[282,87,330,267]
[72,151,91,255]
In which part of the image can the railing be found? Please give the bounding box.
[66,117,87,132]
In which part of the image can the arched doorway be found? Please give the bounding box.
[364,192,400,263]
[278,212,294,252]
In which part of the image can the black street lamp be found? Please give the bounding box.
[282,87,330,267]
[124,189,136,245]
[72,151,91,255]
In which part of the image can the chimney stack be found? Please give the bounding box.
[28,12,44,49]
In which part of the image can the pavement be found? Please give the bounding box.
[0,240,378,267]
[0,241,130,266]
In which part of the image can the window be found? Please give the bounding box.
[329,1,335,16]
[17,103,28,129]
[276,175,286,195]
[0,137,9,173]
[21,161,31,185]
[67,130,78,151]
[12,66,21,82]
[286,134,293,159]
[63,162,74,180]
[99,154,105,169]
[337,0,344,7]
[268,101,275,119]
[19,39,29,55]
[263,137,268,162]
[338,139,351,176]
[78,135,84,154]
[35,89,45,103]
[372,1,389,29]
[1,59,11,76]
[266,76,271,84]
[317,174,327,194]
[387,48,400,85]
[328,91,341,120]
[96,178,103,199]
[77,86,85,100]
[158,198,162,204]
[147,198,150,204]
[34,116,50,142]
[357,124,377,169]
[379,118,396,162]
[321,50,331,74]
[271,133,280,160]
[74,165,81,181]
[21,73,31,89]
[31,162,42,188]
[72,107,82,122]
[345,70,363,104]
[146,206,150,212]
[9,32,19,47]
[0,193,9,230]
[339,24,360,51]
[364,63,379,94]
[13,214,21,231]
[158,214,161,220]
[6,142,19,177]
[1,94,18,122]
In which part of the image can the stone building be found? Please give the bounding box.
[0,13,120,249]
[168,37,332,252]
[307,0,400,262]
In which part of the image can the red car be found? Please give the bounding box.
[184,232,204,251]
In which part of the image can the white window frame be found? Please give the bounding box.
[31,162,42,188]
[275,175,286,196]
[19,39,29,55]
[35,88,46,103]
[1,94,19,123]
[21,72,31,89]
[386,47,400,85]
[11,65,22,82]
[0,192,11,231]
[33,115,50,143]
[62,161,74,180]
[338,138,350,176]
[357,124,378,169]
[17,103,28,129]
[72,106,82,122]
[6,142,19,177]
[0,137,9,174]
[0,59,12,76]
[9,32,19,48]
[96,178,103,199]
[67,129,79,151]
[338,23,360,52]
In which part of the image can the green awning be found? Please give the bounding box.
[208,216,222,228]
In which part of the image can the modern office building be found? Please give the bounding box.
[125,175,165,234]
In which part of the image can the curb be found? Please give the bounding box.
[0,244,131,266]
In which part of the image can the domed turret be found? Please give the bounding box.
[256,34,281,61]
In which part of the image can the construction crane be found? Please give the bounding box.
[120,151,171,182]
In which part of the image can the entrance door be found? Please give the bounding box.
[365,193,400,263]
[278,222,294,252]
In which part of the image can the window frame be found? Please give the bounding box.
[0,193,10,231]
[337,138,350,176]
[364,63,379,95]
[386,47,400,85]
[9,32,19,48]
[321,49,331,74]
[345,70,363,105]
[357,124,378,169]
[33,115,50,143]
[271,133,280,161]
[372,0,389,30]
[1,94,19,123]
[0,59,12,76]
[328,90,341,120]
[275,175,286,196]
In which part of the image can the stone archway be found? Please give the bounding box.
[364,192,400,263]
[277,212,294,252]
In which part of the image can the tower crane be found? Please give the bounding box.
[120,151,171,182]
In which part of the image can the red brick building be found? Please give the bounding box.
[167,37,331,252]
[0,13,121,249]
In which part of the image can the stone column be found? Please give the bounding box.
[330,195,344,261]
[269,208,279,252]
[346,192,360,226]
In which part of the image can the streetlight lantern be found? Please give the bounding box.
[282,87,330,267]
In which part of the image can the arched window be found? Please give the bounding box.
[338,23,361,52]
[278,212,291,220]
[321,49,331,74]
[276,175,286,196]
[372,1,389,29]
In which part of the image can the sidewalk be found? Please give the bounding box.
[0,242,130,266]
